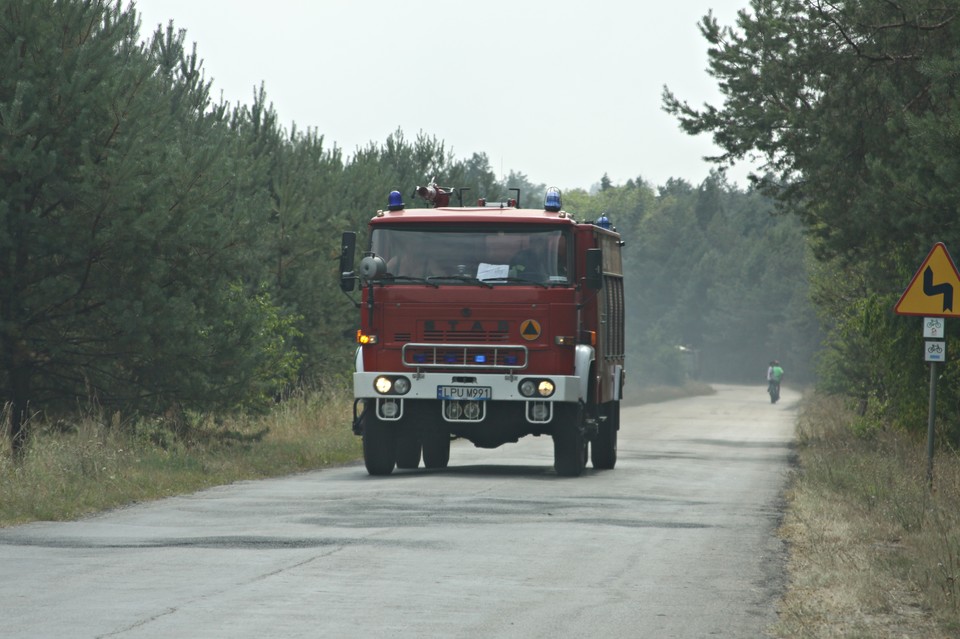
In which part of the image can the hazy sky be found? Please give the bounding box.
[132,0,755,191]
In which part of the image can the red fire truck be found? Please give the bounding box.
[338,182,625,477]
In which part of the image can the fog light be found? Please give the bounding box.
[445,402,463,419]
[531,402,550,421]
[463,401,481,419]
[537,380,555,397]
[520,380,536,397]
[381,399,399,419]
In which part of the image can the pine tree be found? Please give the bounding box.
[0,1,300,453]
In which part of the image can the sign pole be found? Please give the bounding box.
[921,317,945,490]
[926,360,937,489]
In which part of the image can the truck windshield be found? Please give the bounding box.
[370,227,571,285]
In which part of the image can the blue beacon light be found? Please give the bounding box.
[596,215,611,229]
[544,187,562,212]
[387,190,404,211]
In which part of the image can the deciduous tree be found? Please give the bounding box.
[663,0,960,432]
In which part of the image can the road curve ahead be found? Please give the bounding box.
[0,384,798,638]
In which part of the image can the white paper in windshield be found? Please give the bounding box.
[477,263,509,280]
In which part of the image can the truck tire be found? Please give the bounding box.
[396,430,421,469]
[591,401,619,470]
[363,413,397,476]
[553,403,587,477]
[422,432,451,469]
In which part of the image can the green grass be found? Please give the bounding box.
[0,388,361,527]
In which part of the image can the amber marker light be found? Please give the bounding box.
[356,330,378,345]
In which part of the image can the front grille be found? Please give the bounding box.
[401,343,528,370]
[422,328,509,343]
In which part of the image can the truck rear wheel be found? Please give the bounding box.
[422,432,451,469]
[396,430,421,469]
[553,403,587,477]
[363,412,397,476]
[591,401,619,470]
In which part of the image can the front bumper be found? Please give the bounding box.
[353,371,581,403]
[354,370,582,425]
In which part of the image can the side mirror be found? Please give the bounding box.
[339,232,357,292]
[585,248,603,290]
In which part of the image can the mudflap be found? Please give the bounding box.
[352,398,367,435]
[584,401,600,441]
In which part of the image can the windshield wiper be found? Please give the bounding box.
[425,275,494,288]
[379,274,439,288]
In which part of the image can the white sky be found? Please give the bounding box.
[131,0,755,191]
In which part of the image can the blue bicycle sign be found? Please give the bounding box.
[925,340,946,362]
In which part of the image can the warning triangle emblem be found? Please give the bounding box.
[894,243,960,317]
[520,319,542,341]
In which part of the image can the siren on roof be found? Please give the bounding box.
[387,190,404,211]
[544,187,562,212]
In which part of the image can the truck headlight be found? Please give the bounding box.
[393,377,411,394]
[374,376,393,394]
[519,378,555,398]
[537,380,555,397]
[374,376,411,395]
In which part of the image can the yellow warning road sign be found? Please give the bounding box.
[894,243,960,317]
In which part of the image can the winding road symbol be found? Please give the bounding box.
[894,243,960,317]
[922,266,953,312]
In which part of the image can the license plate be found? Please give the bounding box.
[437,385,491,400]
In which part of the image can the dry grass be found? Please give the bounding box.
[774,392,960,638]
[0,388,361,527]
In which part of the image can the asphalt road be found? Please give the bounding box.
[0,384,798,638]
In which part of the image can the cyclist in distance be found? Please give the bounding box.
[767,360,784,403]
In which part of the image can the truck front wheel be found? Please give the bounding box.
[363,412,397,476]
[553,403,587,477]
[591,400,619,470]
